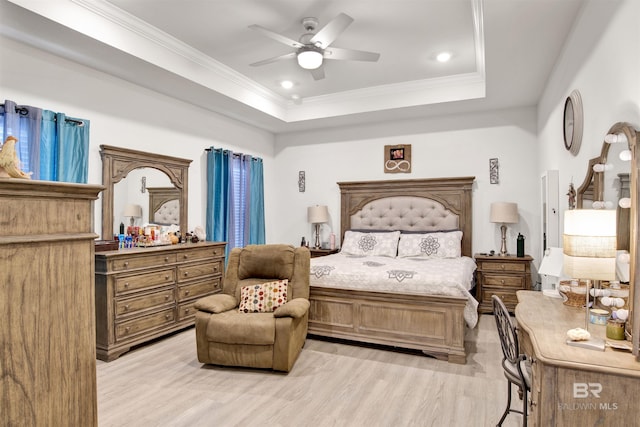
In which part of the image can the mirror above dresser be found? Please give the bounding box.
[100,145,191,239]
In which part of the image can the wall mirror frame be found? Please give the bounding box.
[100,145,191,240]
[575,122,639,359]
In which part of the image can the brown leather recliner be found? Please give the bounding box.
[194,244,310,372]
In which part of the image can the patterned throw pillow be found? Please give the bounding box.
[397,231,462,258]
[238,279,288,313]
[340,230,400,257]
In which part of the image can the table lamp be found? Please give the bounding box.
[490,202,518,256]
[563,209,616,351]
[123,204,142,227]
[308,205,329,249]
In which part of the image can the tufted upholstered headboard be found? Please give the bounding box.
[148,187,181,225]
[338,177,475,257]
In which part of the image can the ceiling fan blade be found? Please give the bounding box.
[324,47,380,62]
[310,67,325,80]
[249,52,297,67]
[310,13,353,48]
[248,24,304,48]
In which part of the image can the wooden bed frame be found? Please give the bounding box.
[307,177,475,364]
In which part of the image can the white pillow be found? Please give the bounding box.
[397,231,462,258]
[341,230,400,257]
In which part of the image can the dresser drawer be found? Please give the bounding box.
[483,274,525,288]
[178,277,222,302]
[177,260,222,283]
[480,260,527,273]
[115,308,175,342]
[115,268,175,295]
[178,301,198,321]
[115,288,175,318]
[178,246,224,262]
[109,253,177,271]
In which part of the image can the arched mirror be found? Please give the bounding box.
[576,122,639,359]
[100,145,191,240]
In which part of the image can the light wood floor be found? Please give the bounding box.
[97,314,524,426]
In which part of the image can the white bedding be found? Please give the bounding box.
[310,253,479,328]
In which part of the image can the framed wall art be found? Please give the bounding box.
[384,144,411,174]
[489,158,499,184]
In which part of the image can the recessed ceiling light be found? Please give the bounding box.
[436,52,452,63]
[281,80,294,89]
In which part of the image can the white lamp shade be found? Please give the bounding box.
[308,205,329,223]
[562,209,616,280]
[123,204,142,218]
[490,202,518,224]
[297,49,323,70]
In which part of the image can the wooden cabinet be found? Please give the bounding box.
[516,291,640,426]
[0,179,102,426]
[475,254,532,313]
[95,242,225,361]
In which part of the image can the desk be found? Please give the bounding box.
[516,291,640,426]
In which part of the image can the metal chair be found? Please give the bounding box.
[492,295,531,427]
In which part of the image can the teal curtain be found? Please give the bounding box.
[1,100,89,183]
[206,148,265,257]
[55,113,90,183]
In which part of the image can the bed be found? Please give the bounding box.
[307,177,477,364]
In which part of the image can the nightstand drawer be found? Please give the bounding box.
[480,289,519,308]
[479,260,527,273]
[483,274,525,288]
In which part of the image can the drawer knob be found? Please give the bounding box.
[185,308,190,314]
[184,254,188,259]
[214,266,218,272]
[185,290,190,295]
[124,304,129,311]
[165,314,170,320]
[500,264,505,270]
[165,275,170,280]
[165,295,170,300]
[125,326,130,333]
[165,257,169,262]
[501,279,505,285]
[124,262,129,268]
[124,283,129,289]
[183,272,189,277]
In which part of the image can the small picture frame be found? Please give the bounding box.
[489,158,499,184]
[298,171,305,192]
[384,144,411,174]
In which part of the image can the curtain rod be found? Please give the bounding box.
[205,147,262,161]
[1,104,85,126]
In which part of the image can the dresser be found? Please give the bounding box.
[95,241,225,361]
[0,179,102,426]
[475,253,532,313]
[516,291,640,426]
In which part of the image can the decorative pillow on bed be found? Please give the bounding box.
[340,230,400,257]
[238,279,288,313]
[397,230,462,258]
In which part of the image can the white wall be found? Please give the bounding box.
[274,107,540,258]
[537,0,640,239]
[0,35,276,240]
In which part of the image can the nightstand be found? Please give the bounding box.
[309,248,339,258]
[474,253,533,313]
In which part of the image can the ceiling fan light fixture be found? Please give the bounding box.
[297,48,323,70]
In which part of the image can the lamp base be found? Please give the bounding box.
[499,224,508,256]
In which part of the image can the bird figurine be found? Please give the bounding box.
[0,136,32,179]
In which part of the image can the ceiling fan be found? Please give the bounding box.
[248,13,380,80]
